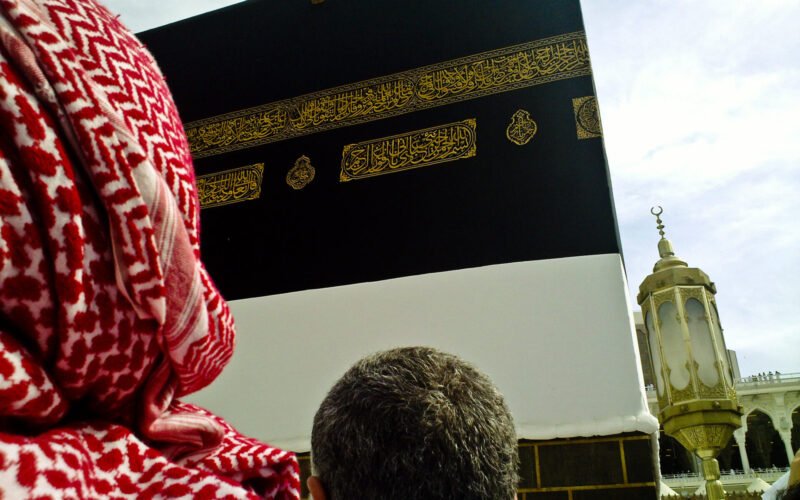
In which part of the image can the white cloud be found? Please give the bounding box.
[101,0,246,32]
[584,0,800,375]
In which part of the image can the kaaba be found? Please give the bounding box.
[139,1,660,497]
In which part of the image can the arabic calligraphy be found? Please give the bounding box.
[289,80,417,130]
[340,119,476,182]
[506,109,538,146]
[416,38,589,101]
[197,163,264,208]
[186,31,590,158]
[572,96,602,139]
[286,155,315,190]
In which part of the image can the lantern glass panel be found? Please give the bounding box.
[658,301,690,391]
[646,311,665,396]
[685,297,719,388]
[710,303,733,386]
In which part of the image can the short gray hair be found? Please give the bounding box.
[311,346,519,499]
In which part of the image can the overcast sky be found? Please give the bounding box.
[102,0,799,377]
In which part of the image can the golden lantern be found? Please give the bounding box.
[638,207,742,500]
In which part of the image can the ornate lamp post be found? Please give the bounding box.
[638,207,742,500]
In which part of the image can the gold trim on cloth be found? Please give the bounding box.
[340,119,476,182]
[186,31,591,158]
[197,163,264,208]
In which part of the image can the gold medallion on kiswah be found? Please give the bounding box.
[506,109,538,146]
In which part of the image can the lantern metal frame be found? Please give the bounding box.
[638,208,742,500]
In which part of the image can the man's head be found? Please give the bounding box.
[309,346,519,500]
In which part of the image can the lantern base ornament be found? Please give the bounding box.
[662,401,742,500]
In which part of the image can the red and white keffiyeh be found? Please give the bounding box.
[0,0,299,497]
